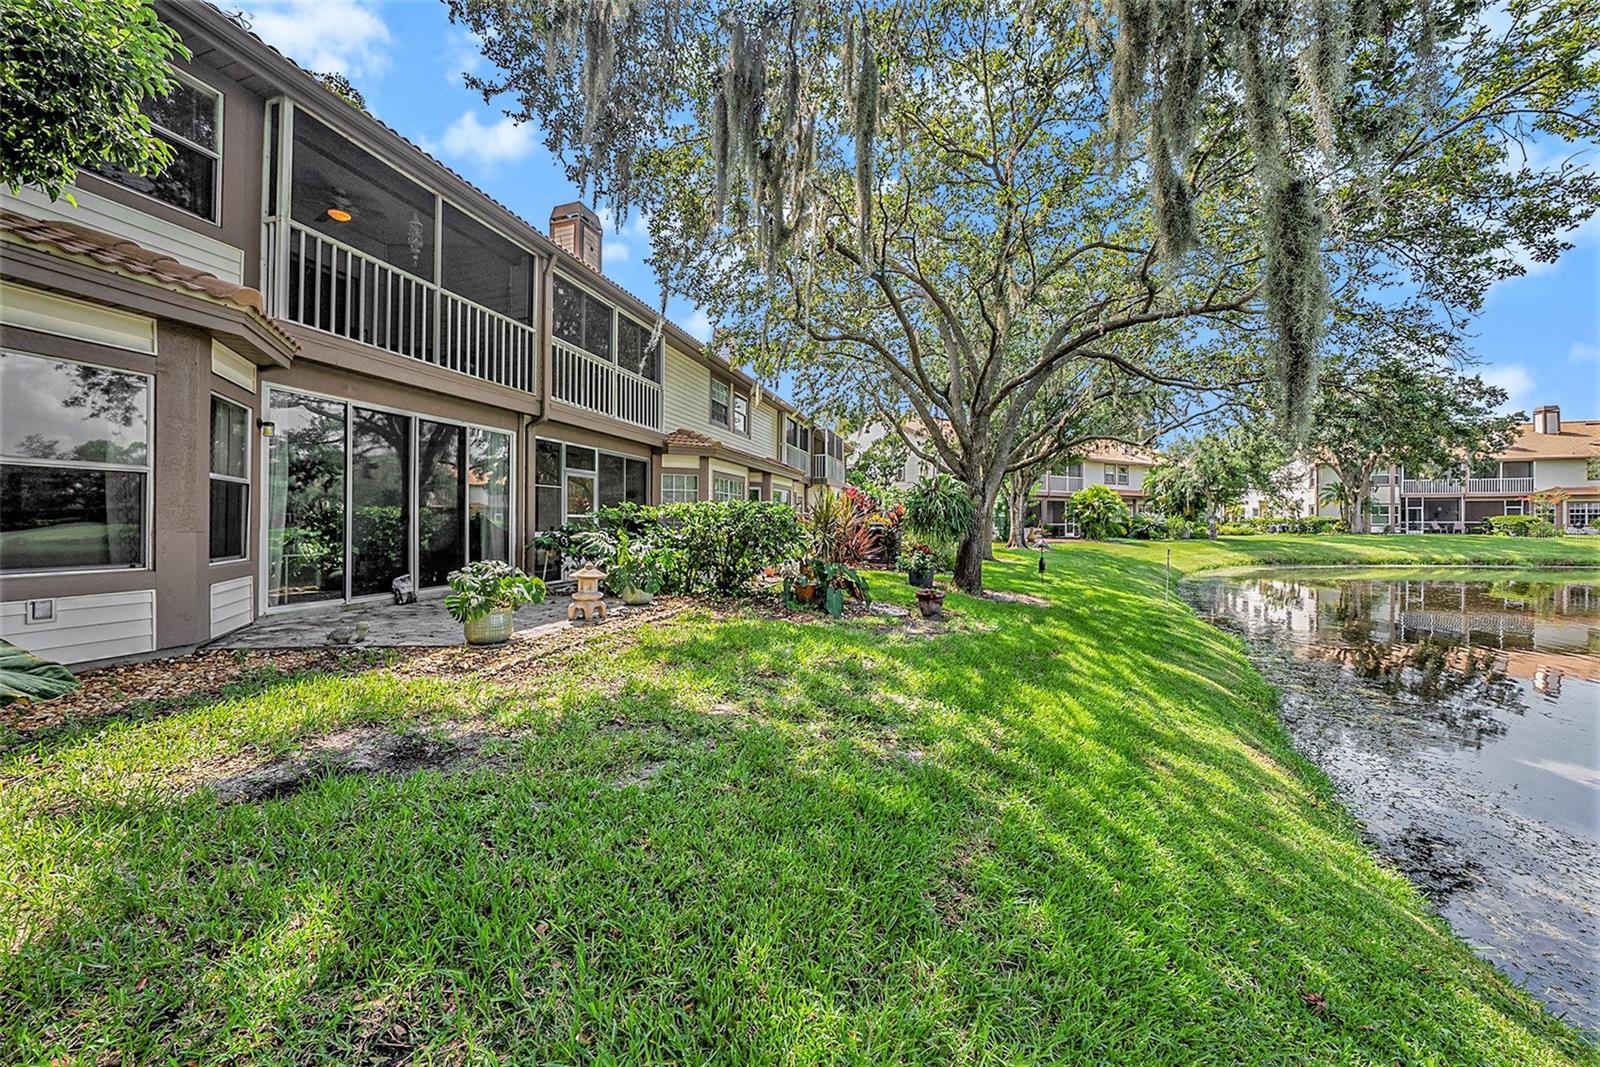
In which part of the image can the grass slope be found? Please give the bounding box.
[1064,532,1600,574]
[2,544,1594,1064]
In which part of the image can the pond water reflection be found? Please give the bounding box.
[1188,570,1600,1034]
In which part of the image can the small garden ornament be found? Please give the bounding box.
[568,565,608,623]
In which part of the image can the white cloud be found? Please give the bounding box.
[445,28,485,87]
[1480,362,1535,412]
[439,112,536,167]
[683,308,713,341]
[238,1,392,78]
[1571,341,1600,363]
[602,239,632,264]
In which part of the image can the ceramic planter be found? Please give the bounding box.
[464,609,514,645]
[619,584,653,606]
[915,588,946,618]
[907,566,934,589]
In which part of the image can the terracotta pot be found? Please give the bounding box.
[619,585,653,606]
[915,589,946,619]
[464,609,514,645]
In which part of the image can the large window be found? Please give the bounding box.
[713,475,744,501]
[532,439,648,526]
[552,277,613,359]
[1104,464,1130,486]
[785,418,810,452]
[616,315,661,380]
[209,395,249,561]
[0,352,150,572]
[662,473,698,503]
[266,388,512,605]
[96,74,221,221]
[1568,501,1600,529]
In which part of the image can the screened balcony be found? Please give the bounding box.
[548,273,662,432]
[262,103,537,394]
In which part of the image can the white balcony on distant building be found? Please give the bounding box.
[1038,474,1085,495]
[1402,478,1465,495]
[1466,477,1534,495]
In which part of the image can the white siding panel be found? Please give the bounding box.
[3,184,245,283]
[1,590,156,665]
[752,405,778,461]
[661,346,764,451]
[209,576,254,638]
[0,280,157,353]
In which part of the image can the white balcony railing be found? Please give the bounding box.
[783,442,809,472]
[273,221,536,393]
[1467,477,1534,495]
[812,453,846,484]
[550,338,662,432]
[1038,474,1084,495]
[1402,479,1464,495]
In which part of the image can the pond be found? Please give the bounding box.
[1187,570,1600,1034]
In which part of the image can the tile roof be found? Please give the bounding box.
[1077,439,1161,465]
[0,208,296,350]
[664,428,722,449]
[1497,420,1600,461]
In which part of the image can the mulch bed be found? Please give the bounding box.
[1,600,690,743]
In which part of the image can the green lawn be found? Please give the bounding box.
[1066,531,1600,574]
[3,541,1595,1063]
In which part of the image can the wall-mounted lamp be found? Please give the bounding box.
[257,419,276,437]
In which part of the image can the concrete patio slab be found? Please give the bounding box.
[213,588,631,649]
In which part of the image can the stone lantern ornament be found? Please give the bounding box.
[568,566,608,623]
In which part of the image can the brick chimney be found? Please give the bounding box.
[1533,405,1562,434]
[549,202,603,272]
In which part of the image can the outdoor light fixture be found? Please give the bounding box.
[257,419,276,437]
[326,206,353,223]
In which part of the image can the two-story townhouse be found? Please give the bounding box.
[1305,405,1600,532]
[0,1,843,667]
[1033,441,1160,535]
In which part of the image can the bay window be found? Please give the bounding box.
[0,352,150,572]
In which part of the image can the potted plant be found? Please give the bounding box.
[444,560,547,645]
[915,584,947,618]
[897,543,937,588]
[606,529,665,606]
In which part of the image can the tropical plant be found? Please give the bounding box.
[2,0,189,201]
[787,559,871,618]
[443,560,546,623]
[1067,485,1131,540]
[605,529,670,596]
[1483,514,1559,538]
[904,474,978,543]
[805,487,876,566]
[0,639,78,707]
[897,543,937,575]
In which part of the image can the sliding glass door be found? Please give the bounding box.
[265,388,511,607]
[350,407,412,597]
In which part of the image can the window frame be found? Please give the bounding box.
[95,67,225,224]
[1103,464,1130,487]
[710,378,731,428]
[1566,501,1600,528]
[0,349,154,576]
[732,392,750,436]
[208,393,251,563]
[662,472,699,504]
[712,474,745,502]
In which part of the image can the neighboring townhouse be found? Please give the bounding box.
[1033,441,1160,535]
[1304,406,1600,532]
[849,419,941,490]
[0,1,843,666]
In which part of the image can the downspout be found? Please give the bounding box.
[521,254,556,568]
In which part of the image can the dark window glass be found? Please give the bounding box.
[582,291,612,360]
[265,392,346,604]
[210,396,247,478]
[418,420,466,586]
[442,204,533,323]
[732,394,749,435]
[535,486,564,530]
[350,408,411,595]
[209,480,247,560]
[94,78,220,220]
[0,352,149,465]
[565,444,596,471]
[0,466,145,571]
[469,428,511,563]
[291,113,435,278]
[599,453,626,507]
[625,458,648,504]
[616,316,660,380]
[710,380,730,427]
[553,278,584,347]
[536,439,563,485]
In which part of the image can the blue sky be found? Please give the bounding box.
[238,0,1600,419]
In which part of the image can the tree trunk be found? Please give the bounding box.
[954,487,1000,594]
[1006,479,1027,549]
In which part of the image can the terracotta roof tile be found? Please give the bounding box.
[1497,420,1600,461]
[0,208,289,346]
[664,428,721,449]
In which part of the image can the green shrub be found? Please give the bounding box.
[1067,484,1131,540]
[444,561,546,623]
[1233,516,1348,535]
[658,500,806,594]
[1483,514,1558,538]
[1217,522,1256,536]
[1128,513,1169,540]
[904,475,976,543]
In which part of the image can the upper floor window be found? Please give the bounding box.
[552,276,613,360]
[96,73,221,222]
[1104,464,1129,486]
[785,418,810,452]
[616,315,661,381]
[710,379,731,427]
[0,352,151,572]
[732,393,749,435]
